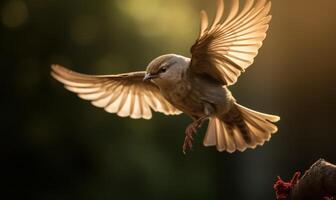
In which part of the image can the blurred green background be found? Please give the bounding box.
[2,0,336,199]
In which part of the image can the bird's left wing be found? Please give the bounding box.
[189,0,272,85]
[51,65,182,119]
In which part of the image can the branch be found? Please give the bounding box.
[274,159,336,200]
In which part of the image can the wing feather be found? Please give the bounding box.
[210,0,225,30]
[199,10,209,38]
[222,0,239,26]
[51,64,181,119]
[190,0,272,85]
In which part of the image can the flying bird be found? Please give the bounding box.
[51,0,280,154]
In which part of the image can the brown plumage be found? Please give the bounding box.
[51,0,279,154]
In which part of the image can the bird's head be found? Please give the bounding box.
[144,54,190,87]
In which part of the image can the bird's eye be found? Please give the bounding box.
[160,67,167,73]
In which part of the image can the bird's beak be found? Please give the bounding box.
[143,73,158,81]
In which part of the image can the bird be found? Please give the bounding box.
[51,0,280,154]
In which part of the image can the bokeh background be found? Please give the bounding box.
[2,0,336,199]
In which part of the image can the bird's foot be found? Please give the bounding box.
[182,122,200,154]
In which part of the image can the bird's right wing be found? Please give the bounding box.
[51,65,182,119]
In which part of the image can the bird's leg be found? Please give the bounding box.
[183,116,207,154]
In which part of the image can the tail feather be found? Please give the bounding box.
[220,122,236,153]
[204,117,246,153]
[203,103,280,153]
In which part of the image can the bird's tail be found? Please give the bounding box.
[203,102,280,153]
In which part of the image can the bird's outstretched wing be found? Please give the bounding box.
[190,0,272,85]
[51,65,182,119]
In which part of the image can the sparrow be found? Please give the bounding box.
[51,0,280,154]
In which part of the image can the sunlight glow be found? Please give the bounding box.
[114,0,198,50]
[1,0,28,28]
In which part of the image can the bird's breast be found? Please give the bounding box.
[161,81,205,116]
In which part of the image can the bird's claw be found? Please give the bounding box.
[182,135,193,154]
[182,123,199,154]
